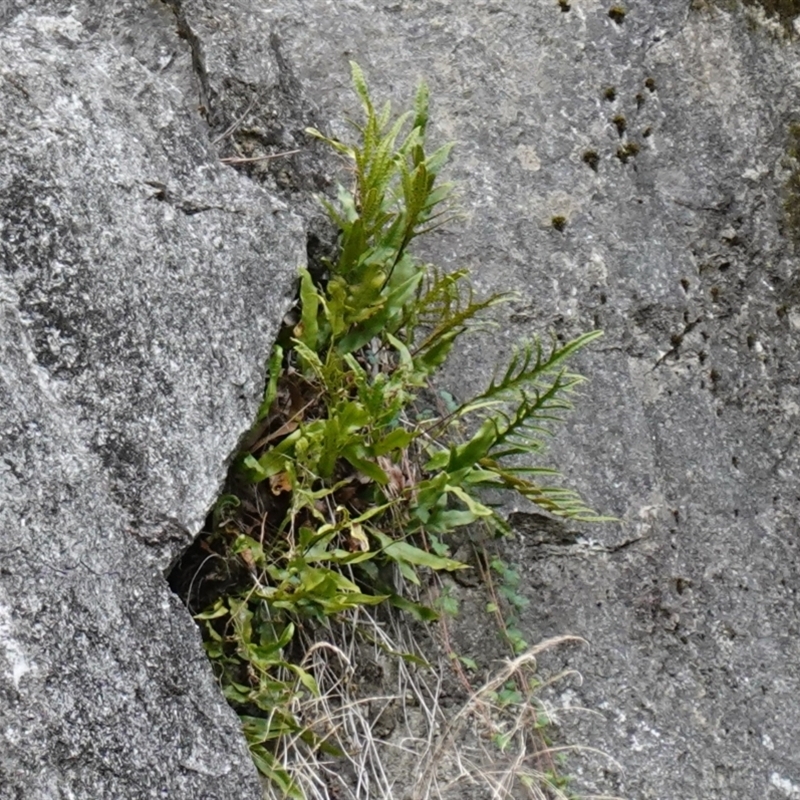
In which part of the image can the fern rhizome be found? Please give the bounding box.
[170,62,603,800]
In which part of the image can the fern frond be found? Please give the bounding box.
[487,373,577,461]
[349,61,373,119]
[424,141,455,177]
[472,460,604,521]
[413,81,429,139]
[407,269,509,360]
[454,331,602,419]
[305,126,353,158]
[377,99,392,130]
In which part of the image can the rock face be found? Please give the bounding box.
[0,3,302,798]
[258,2,800,799]
[3,0,800,798]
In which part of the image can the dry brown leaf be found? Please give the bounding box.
[239,548,256,571]
[270,471,293,495]
[378,455,407,495]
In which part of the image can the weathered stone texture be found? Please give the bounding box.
[1,3,301,798]
[4,0,800,798]
[247,1,800,798]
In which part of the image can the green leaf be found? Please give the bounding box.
[446,484,494,518]
[372,427,415,456]
[253,430,302,479]
[426,508,480,532]
[297,267,321,350]
[240,453,269,482]
[286,662,320,697]
[256,345,283,422]
[349,60,373,115]
[437,593,459,616]
[388,593,440,622]
[250,623,295,661]
[247,744,304,800]
[371,530,467,572]
[445,418,498,472]
[194,599,228,621]
[342,444,389,484]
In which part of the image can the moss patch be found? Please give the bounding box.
[616,142,640,163]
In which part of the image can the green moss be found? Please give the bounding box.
[644,77,657,92]
[612,114,627,137]
[551,215,568,231]
[603,86,617,101]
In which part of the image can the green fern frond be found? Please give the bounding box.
[413,279,508,349]
[424,141,455,177]
[349,61,374,125]
[487,374,577,461]
[377,99,392,130]
[413,80,430,139]
[304,126,353,158]
[455,331,602,419]
[472,460,603,521]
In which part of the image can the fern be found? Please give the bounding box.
[455,331,602,418]
[486,372,579,460]
[406,268,507,375]
[422,333,603,519]
[184,62,607,799]
[305,63,455,358]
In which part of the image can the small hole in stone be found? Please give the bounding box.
[608,5,626,24]
[582,150,600,172]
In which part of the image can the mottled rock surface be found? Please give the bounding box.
[3,0,800,798]
[243,1,798,798]
[0,3,302,798]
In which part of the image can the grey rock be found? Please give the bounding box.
[4,0,800,799]
[243,1,800,798]
[1,3,302,798]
